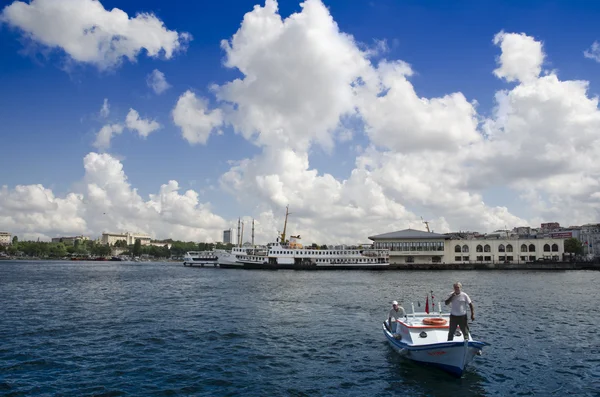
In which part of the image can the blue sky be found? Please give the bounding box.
[2,0,600,243]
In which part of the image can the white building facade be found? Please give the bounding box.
[101,232,152,246]
[0,232,11,245]
[369,229,566,265]
[51,235,89,246]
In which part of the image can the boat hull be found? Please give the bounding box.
[383,322,485,377]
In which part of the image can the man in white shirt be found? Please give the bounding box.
[444,282,475,341]
[388,300,406,333]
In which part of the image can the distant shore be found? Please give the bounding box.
[2,257,599,270]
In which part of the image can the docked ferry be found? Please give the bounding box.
[183,251,219,267]
[219,206,390,270]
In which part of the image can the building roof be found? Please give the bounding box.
[368,228,449,240]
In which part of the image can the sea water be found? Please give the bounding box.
[1,261,598,396]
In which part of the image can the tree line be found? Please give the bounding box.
[0,237,239,259]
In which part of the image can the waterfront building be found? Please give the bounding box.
[0,232,11,245]
[101,232,151,246]
[368,228,566,265]
[223,229,232,244]
[579,223,600,258]
[148,241,172,249]
[51,235,89,246]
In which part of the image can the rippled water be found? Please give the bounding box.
[1,261,598,396]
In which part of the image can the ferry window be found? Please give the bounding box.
[552,244,559,252]
[462,245,469,253]
[484,244,491,252]
[543,244,550,252]
[529,244,535,252]
[520,256,527,261]
[454,245,461,253]
[476,245,483,253]
[455,256,462,261]
[463,256,469,261]
[498,244,505,252]
[476,256,483,261]
[506,244,513,252]
[521,244,527,252]
[484,256,491,261]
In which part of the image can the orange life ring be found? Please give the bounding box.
[422,317,447,326]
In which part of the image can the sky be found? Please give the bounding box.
[2,0,600,245]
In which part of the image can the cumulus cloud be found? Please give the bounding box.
[93,123,124,151]
[214,0,373,151]
[492,31,544,83]
[0,153,229,241]
[125,109,160,138]
[147,69,171,94]
[0,0,191,70]
[93,108,160,149]
[172,90,224,144]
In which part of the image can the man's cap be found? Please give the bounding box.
[392,300,398,305]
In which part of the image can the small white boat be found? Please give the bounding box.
[383,306,487,377]
[183,251,218,267]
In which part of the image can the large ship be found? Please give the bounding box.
[219,206,390,270]
[183,251,219,267]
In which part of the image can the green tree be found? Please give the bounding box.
[12,236,18,246]
[564,238,583,255]
[49,243,67,258]
[133,239,142,256]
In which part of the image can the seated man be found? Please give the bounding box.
[388,300,406,333]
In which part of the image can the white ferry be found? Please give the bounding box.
[215,246,267,268]
[220,206,390,269]
[183,251,219,267]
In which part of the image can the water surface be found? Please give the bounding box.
[1,261,598,396]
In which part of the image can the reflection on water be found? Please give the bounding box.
[0,262,598,396]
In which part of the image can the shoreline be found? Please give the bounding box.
[198,261,600,271]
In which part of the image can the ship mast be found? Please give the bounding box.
[237,218,241,247]
[241,221,244,247]
[280,205,291,243]
[251,219,255,247]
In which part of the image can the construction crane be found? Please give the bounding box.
[421,216,431,233]
[280,205,292,243]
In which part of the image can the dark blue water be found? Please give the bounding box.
[1,261,598,396]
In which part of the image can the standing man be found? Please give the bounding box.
[444,282,475,341]
[388,300,406,333]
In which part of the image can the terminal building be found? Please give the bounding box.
[368,229,566,265]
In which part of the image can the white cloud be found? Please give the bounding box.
[492,31,544,83]
[93,108,160,149]
[125,109,160,138]
[355,61,481,153]
[100,98,110,118]
[0,0,191,70]
[214,0,374,152]
[147,69,171,94]
[0,153,230,242]
[93,123,124,150]
[172,90,223,145]
[584,41,600,63]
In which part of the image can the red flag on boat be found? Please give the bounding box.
[425,295,429,314]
